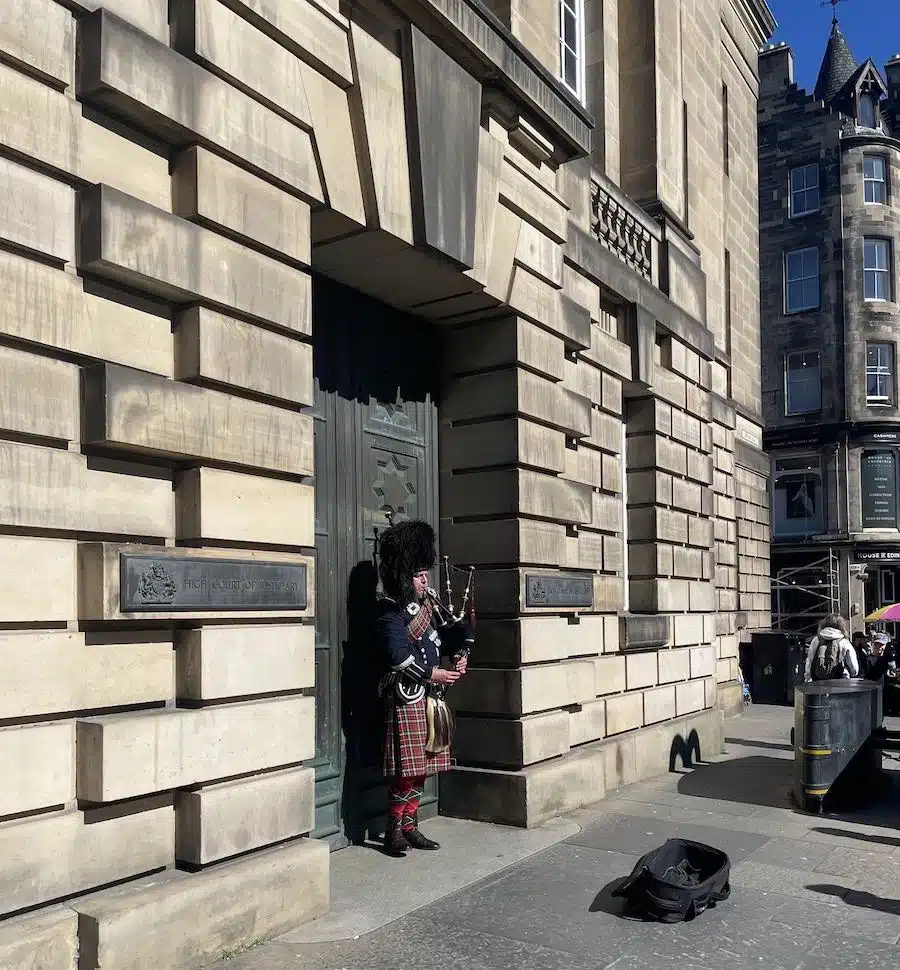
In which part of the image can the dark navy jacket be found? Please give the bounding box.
[373,598,471,686]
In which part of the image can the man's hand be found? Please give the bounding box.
[430,668,460,685]
[455,656,468,675]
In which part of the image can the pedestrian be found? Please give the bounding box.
[859,632,891,681]
[804,614,859,681]
[851,630,870,674]
[373,519,473,856]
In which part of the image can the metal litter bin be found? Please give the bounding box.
[794,680,882,813]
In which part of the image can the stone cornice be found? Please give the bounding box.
[731,0,777,47]
[390,0,593,159]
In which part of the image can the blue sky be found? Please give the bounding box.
[766,0,900,93]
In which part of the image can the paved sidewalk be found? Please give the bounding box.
[223,706,900,970]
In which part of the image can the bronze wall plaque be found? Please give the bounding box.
[525,574,593,609]
[120,554,308,612]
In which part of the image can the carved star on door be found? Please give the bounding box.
[371,454,416,523]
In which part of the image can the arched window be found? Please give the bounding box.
[859,94,877,129]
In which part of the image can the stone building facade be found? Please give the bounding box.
[759,23,900,636]
[0,0,772,967]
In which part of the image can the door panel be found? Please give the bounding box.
[311,276,440,847]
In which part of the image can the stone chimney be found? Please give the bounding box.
[759,42,794,98]
[886,54,900,106]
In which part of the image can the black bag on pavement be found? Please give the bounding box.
[611,839,731,923]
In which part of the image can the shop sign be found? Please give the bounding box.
[861,451,898,529]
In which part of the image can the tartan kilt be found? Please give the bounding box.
[383,694,452,777]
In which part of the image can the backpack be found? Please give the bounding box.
[612,839,731,923]
[810,638,845,681]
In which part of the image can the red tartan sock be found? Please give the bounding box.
[401,774,426,831]
[388,776,418,822]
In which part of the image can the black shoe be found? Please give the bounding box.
[383,820,409,856]
[403,825,440,850]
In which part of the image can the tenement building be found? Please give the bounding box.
[0,0,773,966]
[759,22,900,637]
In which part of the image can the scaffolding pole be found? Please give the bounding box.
[771,548,840,639]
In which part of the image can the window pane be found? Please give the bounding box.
[860,95,877,128]
[563,48,577,88]
[865,156,885,180]
[563,8,576,48]
[773,456,824,535]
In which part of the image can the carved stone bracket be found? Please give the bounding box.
[590,178,654,282]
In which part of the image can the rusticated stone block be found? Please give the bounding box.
[0,61,170,210]
[78,9,321,200]
[215,0,352,86]
[0,345,78,441]
[605,692,644,735]
[0,722,73,818]
[70,0,168,41]
[0,808,173,915]
[673,614,705,646]
[0,439,173,538]
[515,221,563,287]
[657,647,691,684]
[82,363,313,476]
[0,632,172,720]
[629,578,692,613]
[676,679,706,716]
[626,652,658,690]
[80,185,311,335]
[177,467,314,546]
[442,469,591,524]
[568,699,607,746]
[442,518,566,567]
[643,685,677,725]
[0,536,76,623]
[593,656,626,696]
[444,316,565,382]
[78,543,315,623]
[176,766,315,865]
[173,147,311,266]
[474,616,572,665]
[0,156,74,264]
[0,250,172,376]
[175,308,313,408]
[508,267,592,349]
[0,0,74,89]
[440,419,565,474]
[453,712,570,768]
[451,661,595,717]
[77,696,315,802]
[441,746,605,827]
[72,839,328,970]
[690,645,717,678]
[176,624,314,700]
[0,907,77,970]
[499,155,567,243]
[443,368,591,438]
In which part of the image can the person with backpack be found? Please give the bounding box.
[804,614,859,682]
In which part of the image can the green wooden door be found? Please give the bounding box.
[310,276,440,848]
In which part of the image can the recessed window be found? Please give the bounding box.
[859,93,877,129]
[559,0,585,101]
[785,351,821,415]
[773,455,824,537]
[866,343,895,406]
[784,247,820,313]
[864,156,887,204]
[722,83,730,176]
[790,164,820,217]
[864,239,892,302]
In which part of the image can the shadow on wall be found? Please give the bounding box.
[341,558,389,846]
[676,754,794,810]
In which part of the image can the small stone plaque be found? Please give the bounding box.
[525,574,593,609]
[120,554,308,613]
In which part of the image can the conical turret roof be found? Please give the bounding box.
[814,20,857,102]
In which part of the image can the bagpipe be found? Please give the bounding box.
[422,556,476,755]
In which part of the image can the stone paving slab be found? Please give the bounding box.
[214,706,900,969]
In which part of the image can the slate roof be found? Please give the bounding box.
[814,20,857,103]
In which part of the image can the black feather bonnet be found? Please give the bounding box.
[377,519,436,603]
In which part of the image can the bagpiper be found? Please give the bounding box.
[374,519,473,856]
